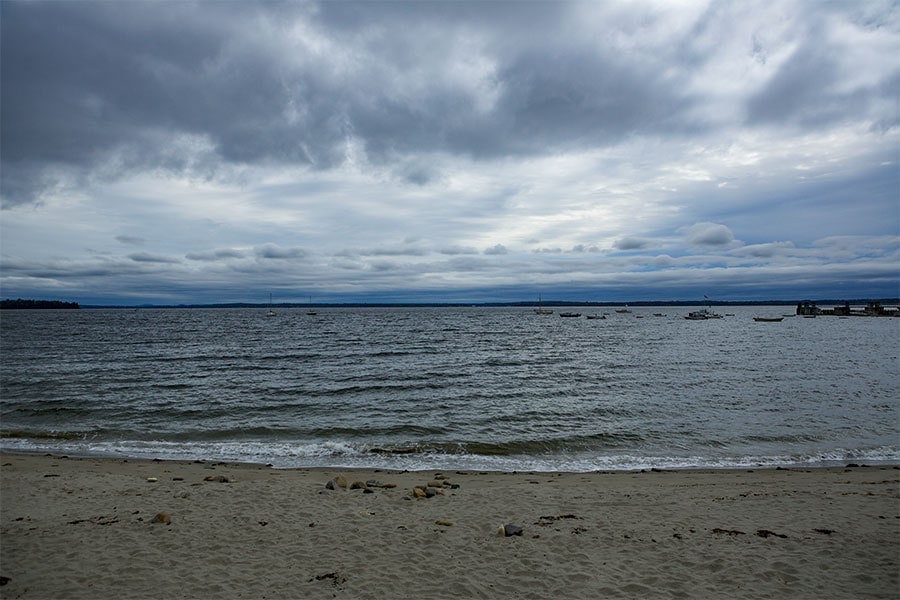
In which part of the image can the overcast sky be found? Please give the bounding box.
[1,0,898,305]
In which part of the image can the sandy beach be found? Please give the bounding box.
[0,453,897,599]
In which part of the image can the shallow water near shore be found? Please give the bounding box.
[1,305,897,470]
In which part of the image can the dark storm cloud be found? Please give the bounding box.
[4,0,895,208]
[1,1,334,206]
[0,0,698,206]
[1,1,897,305]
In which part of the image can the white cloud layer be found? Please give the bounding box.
[1,0,898,304]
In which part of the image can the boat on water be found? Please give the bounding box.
[615,305,632,313]
[753,316,784,322]
[265,293,276,317]
[586,314,606,319]
[559,312,581,318]
[687,296,724,320]
[534,295,553,315]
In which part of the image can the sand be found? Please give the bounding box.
[0,453,897,599]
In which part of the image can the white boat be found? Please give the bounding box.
[687,296,723,320]
[265,293,276,317]
[534,295,553,315]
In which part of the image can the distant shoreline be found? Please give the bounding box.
[74,298,900,309]
[3,297,898,310]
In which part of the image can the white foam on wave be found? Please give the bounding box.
[2,437,898,471]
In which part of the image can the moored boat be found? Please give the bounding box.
[534,294,553,315]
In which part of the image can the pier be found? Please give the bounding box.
[796,301,899,317]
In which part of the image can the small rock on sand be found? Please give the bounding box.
[203,475,232,483]
[498,524,523,537]
[366,480,398,488]
[152,512,172,525]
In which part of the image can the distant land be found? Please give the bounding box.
[0,299,80,310]
[3,298,898,310]
[88,298,900,309]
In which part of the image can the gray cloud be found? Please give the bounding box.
[0,1,897,304]
[681,223,736,247]
[116,235,147,245]
[736,242,796,258]
[366,246,428,257]
[440,245,479,256]
[255,244,307,260]
[615,237,653,251]
[2,0,864,206]
[185,248,246,261]
[129,252,180,264]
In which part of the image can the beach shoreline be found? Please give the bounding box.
[1,452,898,599]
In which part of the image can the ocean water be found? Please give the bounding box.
[1,306,898,471]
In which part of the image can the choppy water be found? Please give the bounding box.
[1,306,897,471]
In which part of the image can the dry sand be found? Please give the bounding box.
[0,452,897,599]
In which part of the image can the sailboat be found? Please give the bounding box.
[534,294,553,315]
[306,296,317,316]
[265,293,276,317]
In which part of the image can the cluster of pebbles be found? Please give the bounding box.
[323,472,461,497]
[323,474,397,493]
[322,472,522,535]
[410,473,460,498]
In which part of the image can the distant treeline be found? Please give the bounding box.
[1,299,80,310]
[79,298,899,309]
